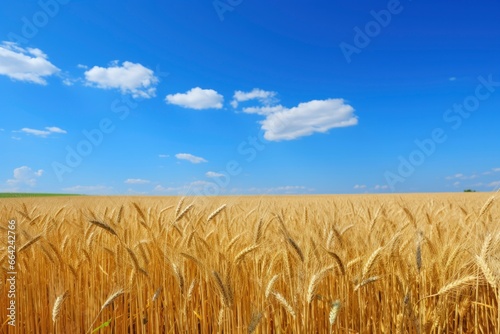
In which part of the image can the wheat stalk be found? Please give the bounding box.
[234,245,259,265]
[480,233,493,259]
[286,236,304,262]
[175,197,185,217]
[354,276,380,291]
[207,204,227,222]
[89,220,117,236]
[307,266,333,303]
[273,292,295,318]
[102,289,124,310]
[329,300,342,326]
[478,196,495,219]
[265,274,280,299]
[18,235,42,253]
[175,203,194,222]
[362,247,383,279]
[248,311,263,333]
[475,256,497,290]
[52,291,68,323]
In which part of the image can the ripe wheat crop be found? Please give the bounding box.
[0,193,499,333]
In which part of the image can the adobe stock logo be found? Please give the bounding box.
[51,96,138,182]
[213,0,243,21]
[339,0,409,64]
[7,0,71,45]
[384,74,500,191]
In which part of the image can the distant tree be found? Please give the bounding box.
[463,189,477,192]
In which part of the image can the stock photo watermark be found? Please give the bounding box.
[182,130,267,200]
[51,66,168,182]
[6,219,17,327]
[384,74,500,190]
[51,96,137,182]
[181,111,293,200]
[213,0,243,21]
[7,0,71,44]
[339,0,408,64]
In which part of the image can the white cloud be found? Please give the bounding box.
[446,173,479,180]
[488,181,500,188]
[124,178,150,184]
[374,185,389,190]
[354,184,367,189]
[158,154,170,158]
[155,180,216,194]
[243,105,286,116]
[453,181,460,187]
[6,166,43,187]
[493,168,500,172]
[45,126,66,134]
[19,126,67,138]
[248,99,357,141]
[449,77,457,81]
[62,185,112,194]
[84,61,158,98]
[206,171,224,178]
[166,87,223,110]
[0,42,60,84]
[248,185,309,194]
[445,173,464,180]
[175,153,208,164]
[231,88,277,108]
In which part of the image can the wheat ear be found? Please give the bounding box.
[52,291,69,323]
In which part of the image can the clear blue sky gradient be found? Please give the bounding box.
[1,0,499,195]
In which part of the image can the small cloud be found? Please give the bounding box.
[124,178,150,184]
[449,77,457,81]
[488,181,500,188]
[231,88,278,108]
[62,78,73,86]
[247,186,309,194]
[154,180,216,195]
[19,126,67,138]
[0,42,60,84]
[84,61,159,98]
[445,173,463,180]
[446,173,479,180]
[493,168,500,173]
[158,154,170,158]
[353,184,367,189]
[175,153,208,164]
[62,185,112,194]
[11,136,21,140]
[374,185,389,190]
[45,126,67,134]
[6,166,43,187]
[166,87,223,110]
[206,171,224,178]
[453,181,460,187]
[77,64,88,69]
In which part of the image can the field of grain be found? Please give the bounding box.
[1,193,499,333]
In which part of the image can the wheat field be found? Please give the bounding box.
[0,193,499,333]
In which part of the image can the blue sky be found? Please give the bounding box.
[1,0,499,195]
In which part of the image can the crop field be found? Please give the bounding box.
[0,193,499,333]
